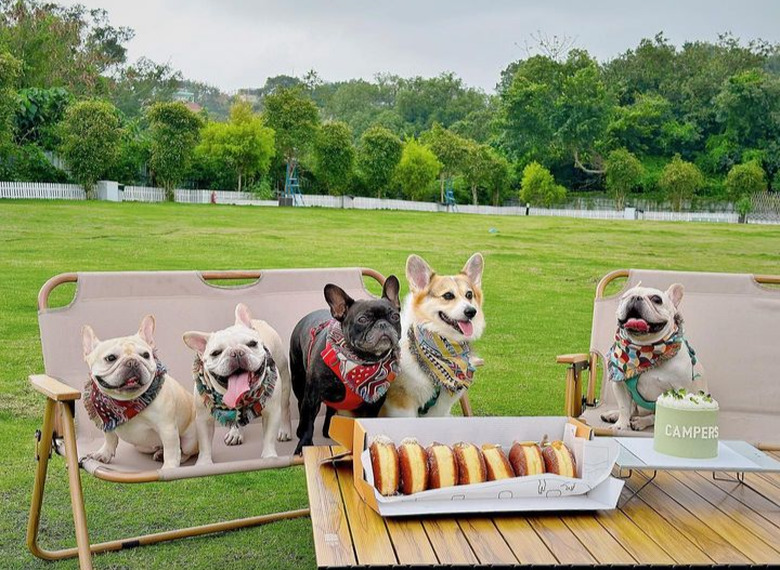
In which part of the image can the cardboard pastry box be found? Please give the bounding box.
[329,416,623,517]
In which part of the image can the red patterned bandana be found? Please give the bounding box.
[314,320,398,410]
[83,359,167,432]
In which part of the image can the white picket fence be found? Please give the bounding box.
[0,180,775,224]
[0,181,85,200]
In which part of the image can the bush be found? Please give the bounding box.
[393,139,441,201]
[0,144,69,182]
[605,148,644,210]
[658,155,704,212]
[148,102,202,200]
[724,160,767,200]
[519,161,566,207]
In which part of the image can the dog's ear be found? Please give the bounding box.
[82,325,99,360]
[406,255,433,291]
[324,284,354,321]
[183,331,210,357]
[137,315,156,347]
[235,303,253,329]
[461,253,484,287]
[666,283,684,308]
[381,275,401,308]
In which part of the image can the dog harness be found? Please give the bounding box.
[308,320,398,411]
[608,325,697,411]
[194,347,278,426]
[83,358,167,432]
[408,325,475,415]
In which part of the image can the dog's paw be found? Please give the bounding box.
[224,426,244,446]
[277,424,292,442]
[152,447,164,462]
[195,456,213,467]
[261,448,278,459]
[87,448,114,464]
[614,418,631,431]
[630,416,654,431]
[600,410,619,424]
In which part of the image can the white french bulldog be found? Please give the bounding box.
[82,315,198,469]
[183,304,292,465]
[601,283,705,431]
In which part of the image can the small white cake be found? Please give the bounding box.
[654,389,719,459]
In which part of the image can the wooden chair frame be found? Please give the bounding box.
[555,269,780,441]
[27,269,472,569]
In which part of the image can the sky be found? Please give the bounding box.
[59,0,780,93]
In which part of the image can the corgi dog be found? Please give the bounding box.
[381,253,485,417]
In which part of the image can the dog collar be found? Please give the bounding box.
[194,347,278,427]
[83,358,167,432]
[408,325,475,395]
[311,320,398,410]
[608,325,698,411]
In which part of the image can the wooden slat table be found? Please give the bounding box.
[304,446,780,567]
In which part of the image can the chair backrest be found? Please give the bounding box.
[591,269,780,415]
[38,268,383,441]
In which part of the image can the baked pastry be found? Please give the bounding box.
[398,437,429,494]
[481,444,514,480]
[426,442,459,489]
[453,442,486,485]
[508,441,546,476]
[542,440,577,478]
[369,436,399,495]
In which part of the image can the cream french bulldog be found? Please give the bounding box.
[82,315,198,469]
[183,304,292,465]
[601,283,704,431]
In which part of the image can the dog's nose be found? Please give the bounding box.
[464,306,477,319]
[125,359,139,369]
[230,347,245,359]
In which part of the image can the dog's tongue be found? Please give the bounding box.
[457,320,474,337]
[625,318,649,332]
[223,371,251,409]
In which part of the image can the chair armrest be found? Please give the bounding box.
[29,374,81,401]
[556,353,590,365]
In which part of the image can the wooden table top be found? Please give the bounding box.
[303,445,780,567]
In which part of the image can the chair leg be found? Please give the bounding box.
[27,399,311,566]
[60,401,94,570]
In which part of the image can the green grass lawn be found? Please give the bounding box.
[1,200,778,569]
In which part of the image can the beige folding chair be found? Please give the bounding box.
[26,268,474,569]
[557,268,780,450]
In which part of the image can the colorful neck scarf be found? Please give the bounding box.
[194,348,277,427]
[84,358,167,432]
[608,325,697,411]
[312,320,398,410]
[408,325,475,395]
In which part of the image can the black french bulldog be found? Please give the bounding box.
[290,276,401,454]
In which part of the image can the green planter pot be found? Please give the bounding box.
[654,404,719,459]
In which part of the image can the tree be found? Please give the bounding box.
[313,121,355,195]
[14,87,73,148]
[59,100,123,198]
[357,125,402,198]
[724,160,767,200]
[605,148,645,210]
[394,139,441,201]
[110,57,182,118]
[147,102,202,200]
[196,101,275,191]
[519,161,566,207]
[462,142,501,206]
[421,123,470,201]
[0,51,21,151]
[263,86,320,163]
[658,156,704,211]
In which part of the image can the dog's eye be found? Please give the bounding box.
[465,291,473,300]
[650,295,662,305]
[442,292,455,301]
[141,351,150,359]
[104,354,117,363]
[358,315,370,324]
[390,313,400,322]
[210,349,223,358]
[246,340,258,348]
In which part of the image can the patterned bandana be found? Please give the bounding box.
[608,325,697,411]
[311,320,399,410]
[408,324,475,395]
[194,347,277,427]
[84,358,167,432]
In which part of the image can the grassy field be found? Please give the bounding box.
[1,200,778,569]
